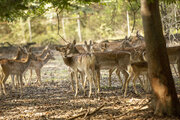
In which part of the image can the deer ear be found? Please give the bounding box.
[90,40,92,45]
[84,41,87,46]
[104,43,107,48]
[55,47,59,51]
[73,40,76,45]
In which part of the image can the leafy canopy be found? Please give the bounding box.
[0,0,100,21]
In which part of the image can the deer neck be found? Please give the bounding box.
[23,55,33,68]
[15,51,25,60]
[62,56,74,67]
[42,54,51,65]
[38,49,49,59]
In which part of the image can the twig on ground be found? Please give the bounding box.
[110,99,151,119]
[83,108,90,119]
[67,104,104,120]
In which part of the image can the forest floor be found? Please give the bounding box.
[0,51,180,120]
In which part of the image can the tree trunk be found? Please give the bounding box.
[62,18,66,40]
[28,17,32,42]
[141,0,180,116]
[127,11,130,37]
[77,14,82,42]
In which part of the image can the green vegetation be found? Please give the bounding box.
[0,1,179,45]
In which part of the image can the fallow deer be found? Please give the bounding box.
[27,45,53,85]
[0,52,37,95]
[124,61,148,97]
[26,51,55,85]
[11,46,28,90]
[143,46,180,77]
[56,40,97,97]
[94,42,145,89]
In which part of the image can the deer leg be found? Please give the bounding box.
[132,73,139,95]
[70,71,75,92]
[116,68,123,87]
[138,76,144,89]
[16,75,21,88]
[35,69,41,85]
[92,68,98,95]
[80,72,87,96]
[172,64,178,77]
[23,73,27,82]
[87,70,93,98]
[109,68,115,87]
[19,75,23,96]
[1,74,9,95]
[27,69,33,85]
[11,75,16,90]
[80,71,85,91]
[74,70,79,98]
[124,72,133,97]
[176,62,180,78]
[96,68,101,93]
[0,74,3,95]
[121,70,129,91]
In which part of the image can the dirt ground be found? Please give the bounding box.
[0,51,180,120]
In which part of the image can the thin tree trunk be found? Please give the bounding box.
[62,18,66,40]
[141,0,180,116]
[28,17,32,42]
[77,14,82,42]
[127,11,130,37]
[20,18,26,43]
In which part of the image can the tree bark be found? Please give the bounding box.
[127,11,130,37]
[141,0,180,116]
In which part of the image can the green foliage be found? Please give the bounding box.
[0,0,100,22]
[0,0,178,44]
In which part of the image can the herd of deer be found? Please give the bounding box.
[0,34,180,98]
[0,43,55,96]
[56,34,180,98]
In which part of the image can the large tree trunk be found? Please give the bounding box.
[141,0,180,116]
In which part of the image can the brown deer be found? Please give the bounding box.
[124,61,148,97]
[143,46,180,77]
[124,45,180,97]
[93,42,144,89]
[26,45,53,85]
[26,51,55,85]
[69,40,132,93]
[10,43,36,89]
[11,46,28,90]
[0,52,37,95]
[56,40,97,97]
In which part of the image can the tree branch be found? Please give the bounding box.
[56,7,69,44]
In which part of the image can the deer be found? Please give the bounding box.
[26,45,53,85]
[11,46,28,90]
[81,40,134,94]
[26,50,55,85]
[1,43,37,90]
[143,46,180,77]
[123,61,149,97]
[125,45,180,97]
[0,52,37,95]
[56,40,97,97]
[94,42,145,89]
[0,42,36,59]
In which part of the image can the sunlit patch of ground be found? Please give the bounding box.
[0,51,180,120]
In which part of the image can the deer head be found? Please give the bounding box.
[83,40,93,53]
